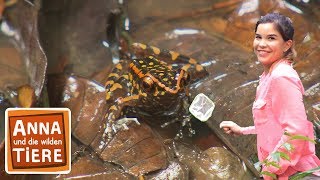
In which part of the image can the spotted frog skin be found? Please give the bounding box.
[90,43,207,153]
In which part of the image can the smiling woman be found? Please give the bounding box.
[253,13,295,73]
[253,23,292,73]
[220,13,320,180]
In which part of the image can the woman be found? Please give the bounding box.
[219,13,320,179]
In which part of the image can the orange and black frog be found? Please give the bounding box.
[91,43,208,152]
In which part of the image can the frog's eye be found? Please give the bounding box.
[142,76,154,91]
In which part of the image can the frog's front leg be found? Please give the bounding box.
[90,93,142,155]
[103,95,141,140]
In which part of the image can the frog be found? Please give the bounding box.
[90,42,208,155]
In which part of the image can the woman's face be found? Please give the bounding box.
[253,23,292,71]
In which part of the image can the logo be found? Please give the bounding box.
[5,108,71,174]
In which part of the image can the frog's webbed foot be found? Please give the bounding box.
[176,114,195,139]
[160,118,179,128]
[103,117,140,141]
[113,117,140,131]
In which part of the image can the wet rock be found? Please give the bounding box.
[298,49,320,136]
[48,155,135,180]
[47,74,107,146]
[170,141,252,179]
[145,160,189,180]
[0,0,47,106]
[203,147,251,179]
[4,0,47,97]
[99,123,168,176]
[0,46,29,98]
[223,0,320,53]
[70,138,87,162]
[39,0,116,77]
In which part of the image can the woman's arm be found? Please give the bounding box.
[220,121,256,135]
[241,126,256,135]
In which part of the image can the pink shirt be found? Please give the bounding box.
[241,60,320,179]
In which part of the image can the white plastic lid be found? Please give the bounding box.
[189,93,215,122]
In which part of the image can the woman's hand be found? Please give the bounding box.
[219,121,243,135]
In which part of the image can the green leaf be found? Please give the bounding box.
[289,166,320,180]
[289,172,312,180]
[266,161,280,169]
[289,135,316,144]
[261,171,277,179]
[279,151,291,161]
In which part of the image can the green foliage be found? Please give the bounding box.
[278,151,290,161]
[260,131,317,179]
[286,132,316,144]
[261,171,277,179]
[289,166,320,180]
